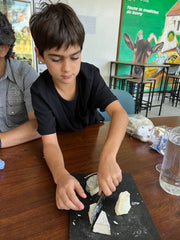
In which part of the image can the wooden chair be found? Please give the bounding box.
[109,62,159,116]
[126,76,156,117]
[109,74,156,116]
[109,74,135,89]
[168,75,180,107]
[174,81,180,107]
[158,64,179,101]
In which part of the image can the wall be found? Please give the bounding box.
[34,0,122,84]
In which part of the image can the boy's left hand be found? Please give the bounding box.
[97,156,122,196]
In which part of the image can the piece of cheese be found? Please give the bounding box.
[86,174,99,196]
[88,203,111,235]
[115,191,131,215]
[88,203,97,224]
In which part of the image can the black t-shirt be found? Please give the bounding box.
[31,62,117,135]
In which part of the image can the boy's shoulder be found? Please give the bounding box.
[80,62,98,72]
[79,62,100,79]
[31,70,50,89]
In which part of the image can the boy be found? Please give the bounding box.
[30,2,128,211]
[0,12,39,148]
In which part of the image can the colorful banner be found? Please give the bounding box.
[1,0,34,66]
[118,0,180,90]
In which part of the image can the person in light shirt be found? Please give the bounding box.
[0,12,40,148]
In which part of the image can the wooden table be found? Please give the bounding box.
[0,116,180,240]
[109,61,170,116]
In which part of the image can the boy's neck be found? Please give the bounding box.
[55,80,76,101]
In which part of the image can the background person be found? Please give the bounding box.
[0,12,40,148]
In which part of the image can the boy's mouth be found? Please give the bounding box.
[62,75,72,79]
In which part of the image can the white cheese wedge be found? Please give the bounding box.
[115,191,131,215]
[88,203,111,235]
[86,174,99,196]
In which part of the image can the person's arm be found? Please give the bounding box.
[42,133,86,210]
[97,100,128,196]
[0,111,40,148]
[30,76,87,210]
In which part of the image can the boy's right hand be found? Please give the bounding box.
[55,172,87,210]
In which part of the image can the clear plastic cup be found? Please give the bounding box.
[159,126,180,196]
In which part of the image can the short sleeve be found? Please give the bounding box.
[90,67,117,111]
[31,78,57,135]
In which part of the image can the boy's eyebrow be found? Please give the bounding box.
[48,50,81,57]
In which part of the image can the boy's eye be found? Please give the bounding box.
[50,55,80,62]
[71,56,79,61]
[52,58,61,62]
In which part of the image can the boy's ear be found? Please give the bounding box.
[35,47,45,63]
[0,45,10,58]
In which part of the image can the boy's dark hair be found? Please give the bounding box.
[29,1,85,57]
[0,12,15,59]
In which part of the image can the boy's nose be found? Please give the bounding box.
[62,60,70,72]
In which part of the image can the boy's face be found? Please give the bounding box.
[36,44,81,85]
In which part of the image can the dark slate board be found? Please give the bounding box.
[69,173,161,240]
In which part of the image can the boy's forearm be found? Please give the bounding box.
[100,110,128,160]
[43,142,68,184]
[0,119,40,148]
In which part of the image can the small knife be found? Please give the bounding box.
[91,192,106,230]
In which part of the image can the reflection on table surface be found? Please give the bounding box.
[0,116,180,240]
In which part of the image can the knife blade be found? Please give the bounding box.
[91,192,106,230]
